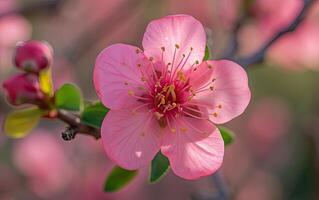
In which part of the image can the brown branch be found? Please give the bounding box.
[233,0,316,67]
[0,0,65,18]
[57,110,100,140]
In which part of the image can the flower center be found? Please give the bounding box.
[151,74,191,119]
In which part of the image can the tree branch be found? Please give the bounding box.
[0,0,65,18]
[57,110,100,140]
[233,0,315,67]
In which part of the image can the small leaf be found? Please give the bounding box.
[39,68,54,97]
[55,83,83,111]
[104,166,138,192]
[81,102,109,128]
[203,45,210,60]
[4,107,44,138]
[149,152,170,183]
[219,126,235,145]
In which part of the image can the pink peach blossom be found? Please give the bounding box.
[94,14,251,180]
[14,40,53,73]
[2,73,44,105]
[0,14,32,77]
[13,131,73,198]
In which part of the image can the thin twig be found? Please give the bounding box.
[0,0,65,18]
[234,0,315,67]
[57,110,100,139]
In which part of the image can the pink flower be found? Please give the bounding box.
[2,73,44,106]
[0,15,32,73]
[94,15,251,180]
[14,40,53,73]
[13,131,73,198]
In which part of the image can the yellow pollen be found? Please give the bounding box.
[166,85,177,102]
[177,71,186,82]
[180,127,187,133]
[154,112,164,120]
[128,90,134,96]
[160,97,166,105]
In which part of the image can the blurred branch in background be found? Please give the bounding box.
[224,0,316,67]
[67,0,142,61]
[0,0,65,18]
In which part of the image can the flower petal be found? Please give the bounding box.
[101,109,161,170]
[161,116,224,180]
[191,60,251,124]
[142,14,206,72]
[93,43,150,110]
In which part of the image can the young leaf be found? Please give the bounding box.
[55,83,83,111]
[104,166,138,192]
[219,126,235,145]
[149,152,170,183]
[203,45,210,60]
[39,68,54,97]
[81,102,109,128]
[4,107,44,138]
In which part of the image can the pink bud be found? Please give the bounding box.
[2,73,44,106]
[14,40,53,73]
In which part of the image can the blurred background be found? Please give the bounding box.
[1,0,319,199]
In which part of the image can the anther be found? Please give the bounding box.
[180,127,187,133]
[175,44,180,49]
[161,46,165,51]
[212,113,218,117]
[209,86,214,91]
[207,64,213,69]
[128,90,134,96]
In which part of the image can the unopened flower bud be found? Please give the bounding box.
[14,40,53,73]
[2,73,44,106]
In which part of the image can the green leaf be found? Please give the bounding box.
[4,107,44,138]
[55,83,83,111]
[104,166,138,192]
[81,102,109,128]
[149,152,170,183]
[203,45,210,60]
[39,68,54,97]
[219,126,235,145]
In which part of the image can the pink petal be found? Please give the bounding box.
[101,109,161,170]
[142,14,206,72]
[191,60,251,124]
[93,43,150,110]
[161,116,224,180]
